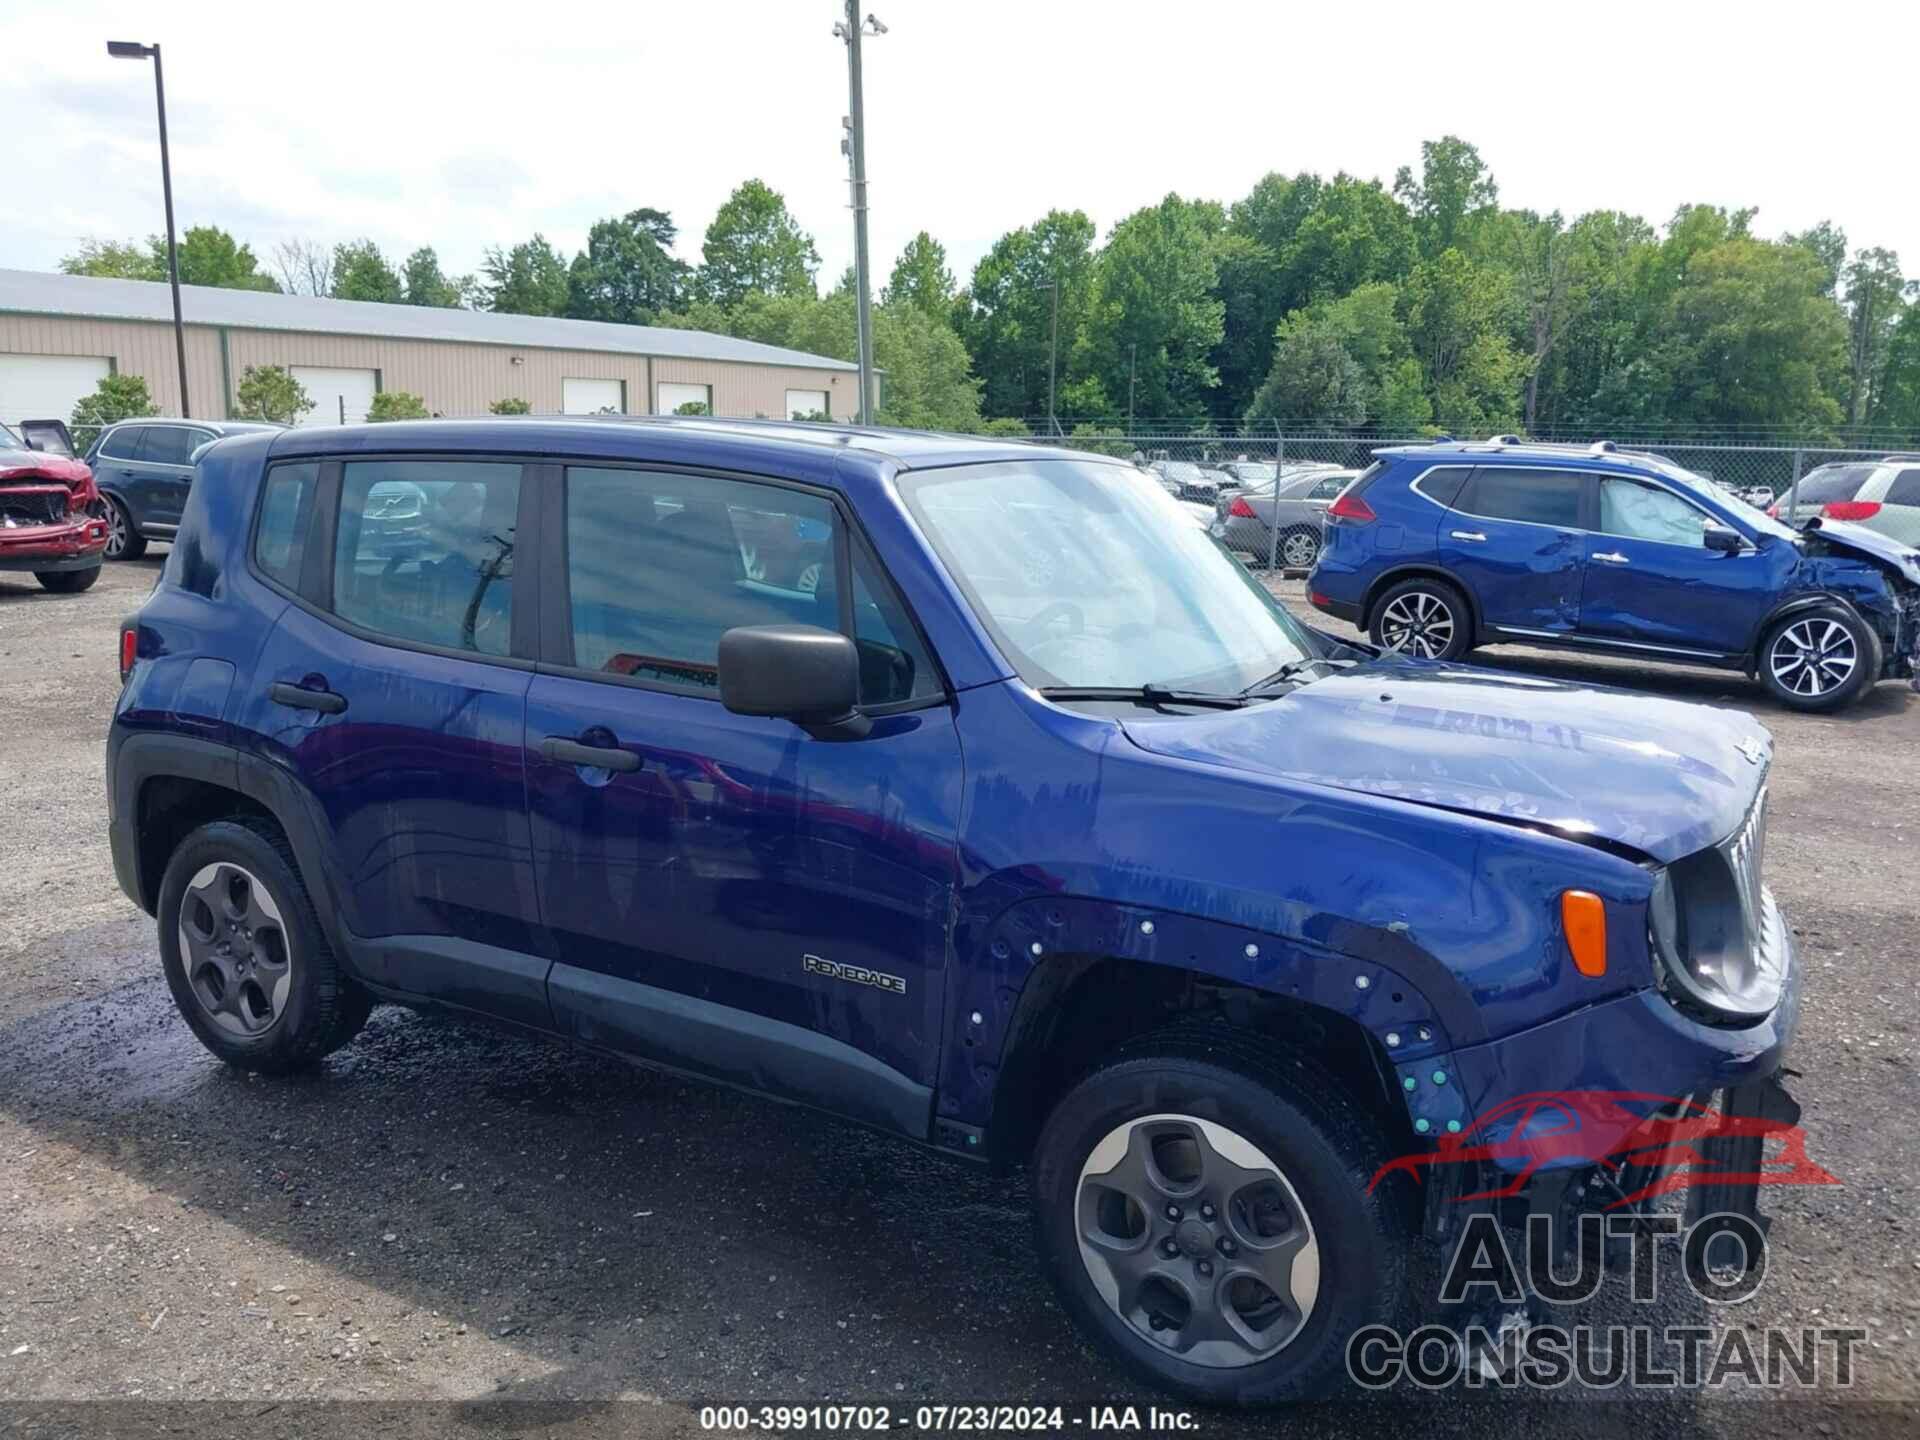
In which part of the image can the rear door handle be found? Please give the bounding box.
[1450,530,1487,542]
[1593,551,1630,565]
[269,682,347,715]
[541,736,642,773]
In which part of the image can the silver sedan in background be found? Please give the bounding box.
[1216,466,1359,569]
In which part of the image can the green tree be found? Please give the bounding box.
[1400,248,1525,434]
[1785,221,1848,297]
[233,365,312,424]
[1244,283,1428,431]
[1873,299,1920,433]
[489,397,533,415]
[483,234,572,316]
[331,239,405,303]
[698,180,819,307]
[1842,247,1906,425]
[366,390,430,421]
[673,400,712,416]
[60,238,158,280]
[567,208,690,324]
[954,210,1099,420]
[162,226,280,291]
[1395,137,1499,258]
[1245,326,1367,429]
[69,373,158,450]
[883,231,955,316]
[871,301,983,430]
[1083,194,1226,420]
[402,246,471,308]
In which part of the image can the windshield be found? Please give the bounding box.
[899,460,1320,693]
[0,422,20,449]
[1669,467,1799,542]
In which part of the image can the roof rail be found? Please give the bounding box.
[1589,440,1618,454]
[1485,433,1524,448]
[1882,452,1920,462]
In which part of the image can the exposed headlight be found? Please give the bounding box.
[1647,799,1786,1023]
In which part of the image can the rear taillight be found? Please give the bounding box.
[119,627,137,681]
[1229,496,1257,518]
[1765,504,1778,518]
[1821,501,1882,521]
[1327,492,1377,523]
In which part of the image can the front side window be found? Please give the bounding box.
[898,460,1319,693]
[332,460,520,656]
[99,425,146,461]
[254,462,317,588]
[564,468,839,688]
[140,426,209,466]
[1598,477,1711,546]
[1455,467,1584,528]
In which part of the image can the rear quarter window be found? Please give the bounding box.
[253,462,318,589]
[1794,466,1872,504]
[1884,469,1920,507]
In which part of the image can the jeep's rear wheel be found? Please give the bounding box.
[157,818,372,1072]
[1031,1040,1413,1404]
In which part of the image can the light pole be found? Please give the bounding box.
[108,40,190,419]
[1036,274,1060,434]
[833,5,885,425]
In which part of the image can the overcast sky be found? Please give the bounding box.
[6,1,1916,294]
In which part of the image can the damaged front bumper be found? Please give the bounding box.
[0,513,110,571]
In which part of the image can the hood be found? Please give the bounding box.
[0,447,91,485]
[1803,517,1920,587]
[1120,660,1771,863]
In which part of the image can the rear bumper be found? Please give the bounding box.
[1221,515,1272,556]
[1309,590,1364,624]
[0,517,109,571]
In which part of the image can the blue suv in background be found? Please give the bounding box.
[85,418,279,560]
[1309,437,1920,711]
[112,419,1803,1403]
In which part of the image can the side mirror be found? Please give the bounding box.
[719,625,871,740]
[1703,522,1745,554]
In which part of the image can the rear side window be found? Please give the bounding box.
[253,463,317,588]
[1308,475,1348,499]
[1794,466,1871,504]
[1455,467,1584,528]
[1885,469,1920,506]
[563,467,840,689]
[332,460,521,657]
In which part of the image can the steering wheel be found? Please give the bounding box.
[1024,601,1084,638]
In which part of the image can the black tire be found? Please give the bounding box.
[1031,1033,1416,1405]
[157,817,373,1073]
[35,566,101,593]
[1367,576,1472,661]
[1757,604,1877,713]
[97,496,146,561]
[1277,526,1321,572]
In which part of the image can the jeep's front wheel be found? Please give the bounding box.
[1031,1042,1414,1404]
[157,819,372,1072]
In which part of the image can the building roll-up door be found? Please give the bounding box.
[656,381,712,416]
[562,378,625,414]
[784,388,829,420]
[290,367,378,426]
[0,354,111,428]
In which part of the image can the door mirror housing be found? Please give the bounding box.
[719,625,871,740]
[1703,522,1745,554]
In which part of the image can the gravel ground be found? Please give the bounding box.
[0,556,1915,1439]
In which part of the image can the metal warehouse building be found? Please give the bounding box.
[0,268,859,428]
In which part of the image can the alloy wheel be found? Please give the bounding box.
[1769,618,1857,697]
[1075,1113,1319,1369]
[177,862,294,1038]
[1281,530,1320,569]
[97,500,130,560]
[1377,591,1456,659]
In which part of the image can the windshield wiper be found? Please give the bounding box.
[1238,658,1333,695]
[1038,685,1252,711]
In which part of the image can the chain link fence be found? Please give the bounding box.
[1013,424,1920,501]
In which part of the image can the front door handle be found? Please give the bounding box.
[269,682,347,715]
[541,736,642,773]
[1593,551,1630,565]
[1450,530,1487,543]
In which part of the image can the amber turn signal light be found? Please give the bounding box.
[1561,890,1606,977]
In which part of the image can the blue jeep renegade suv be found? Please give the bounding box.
[110,418,1802,1403]
[1308,436,1920,712]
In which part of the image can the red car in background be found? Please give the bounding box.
[0,419,108,593]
